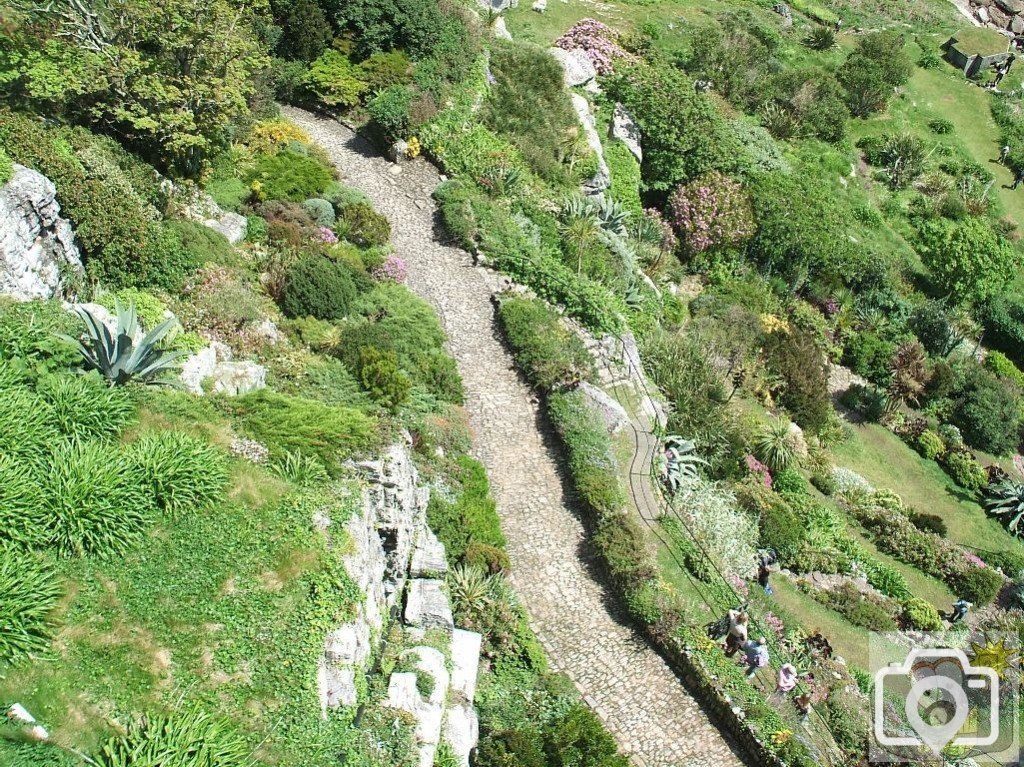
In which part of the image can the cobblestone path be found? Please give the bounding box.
[284,107,750,767]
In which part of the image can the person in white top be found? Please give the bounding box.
[724,609,749,657]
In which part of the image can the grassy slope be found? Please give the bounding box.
[0,410,360,764]
[833,422,1024,556]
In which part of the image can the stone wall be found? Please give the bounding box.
[316,437,482,767]
[0,165,84,301]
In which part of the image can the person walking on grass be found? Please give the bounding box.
[1013,167,1024,190]
[742,636,769,678]
[1001,144,1011,164]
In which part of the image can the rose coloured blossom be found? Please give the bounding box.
[554,18,635,75]
[318,226,338,244]
[372,254,408,283]
[666,171,755,255]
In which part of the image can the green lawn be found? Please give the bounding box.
[850,39,1024,229]
[832,422,1024,557]
[768,576,872,669]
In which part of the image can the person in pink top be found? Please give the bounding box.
[777,663,798,694]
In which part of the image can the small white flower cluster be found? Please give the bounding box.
[230,436,269,464]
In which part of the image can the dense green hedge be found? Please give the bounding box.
[497,296,595,390]
[0,111,195,290]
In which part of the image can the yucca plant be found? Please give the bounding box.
[986,481,1024,537]
[37,373,136,440]
[0,547,62,663]
[40,440,154,557]
[755,418,798,473]
[61,301,185,387]
[661,436,706,494]
[129,431,229,518]
[448,564,495,618]
[804,26,836,50]
[96,706,253,767]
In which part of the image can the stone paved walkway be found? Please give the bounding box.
[283,107,750,767]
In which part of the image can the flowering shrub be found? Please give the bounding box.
[666,171,755,254]
[554,18,633,75]
[831,467,873,499]
[372,254,408,283]
[963,551,987,569]
[764,612,785,639]
[672,476,758,578]
[726,572,750,597]
[318,226,338,244]
[744,454,773,488]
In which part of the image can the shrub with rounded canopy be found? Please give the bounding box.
[918,217,1017,304]
[339,202,391,246]
[667,171,754,255]
[280,255,358,320]
[247,150,333,202]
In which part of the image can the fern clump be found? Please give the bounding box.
[96,706,251,767]
[129,431,229,518]
[0,455,48,549]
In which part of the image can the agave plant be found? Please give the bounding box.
[985,481,1024,537]
[661,436,706,494]
[61,301,185,386]
[593,195,630,237]
[448,564,495,617]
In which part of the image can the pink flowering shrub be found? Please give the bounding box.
[744,454,773,488]
[963,551,987,569]
[764,611,785,639]
[554,18,634,75]
[666,171,755,254]
[318,226,338,244]
[372,254,408,283]
[726,573,750,597]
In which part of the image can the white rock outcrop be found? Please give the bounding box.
[571,94,611,195]
[405,579,455,631]
[0,165,84,301]
[578,381,629,434]
[549,47,597,87]
[493,16,512,39]
[175,186,248,244]
[179,341,266,396]
[610,103,643,163]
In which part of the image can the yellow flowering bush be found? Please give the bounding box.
[245,120,312,156]
[760,313,790,335]
[406,136,421,159]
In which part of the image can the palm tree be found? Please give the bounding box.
[560,196,601,275]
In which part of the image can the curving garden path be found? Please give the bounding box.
[283,107,749,767]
